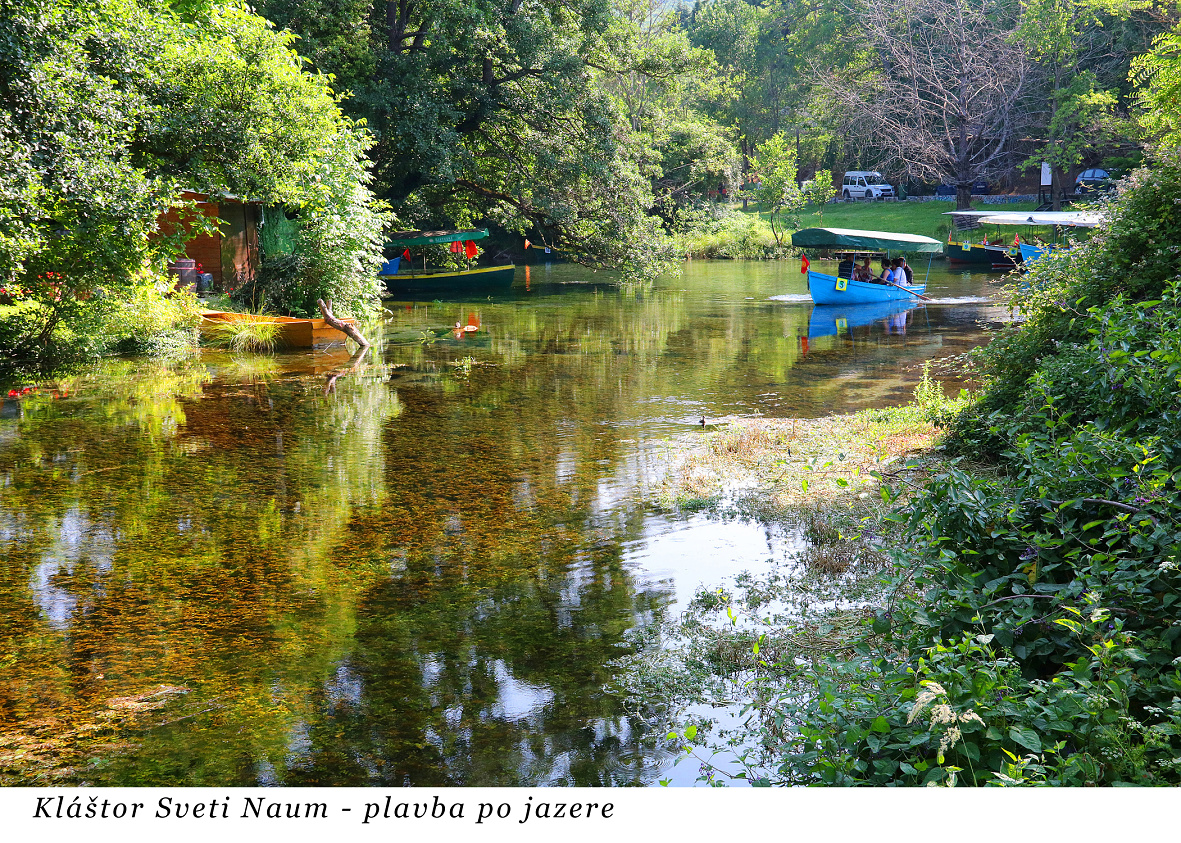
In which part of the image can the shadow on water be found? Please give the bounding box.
[0,260,1010,785]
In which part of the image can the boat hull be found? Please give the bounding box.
[199,311,354,348]
[946,241,1018,267]
[1019,243,1048,264]
[807,271,926,305]
[380,264,516,296]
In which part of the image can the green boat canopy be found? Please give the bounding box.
[791,227,942,253]
[385,229,488,248]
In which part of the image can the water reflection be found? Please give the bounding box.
[0,260,1009,785]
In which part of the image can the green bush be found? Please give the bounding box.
[674,209,791,259]
[946,149,1181,456]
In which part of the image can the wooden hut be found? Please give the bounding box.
[156,191,261,291]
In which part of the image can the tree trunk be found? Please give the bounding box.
[956,183,973,211]
[317,299,370,348]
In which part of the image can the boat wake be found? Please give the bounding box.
[767,294,813,302]
[924,296,994,304]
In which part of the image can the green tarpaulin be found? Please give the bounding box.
[791,227,943,252]
[385,229,489,248]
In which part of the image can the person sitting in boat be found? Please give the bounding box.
[837,255,855,279]
[896,256,914,285]
[854,256,877,283]
[878,258,893,283]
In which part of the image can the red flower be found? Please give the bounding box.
[7,390,17,398]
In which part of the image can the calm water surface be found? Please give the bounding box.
[0,260,1010,785]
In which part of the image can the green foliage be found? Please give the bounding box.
[0,0,387,368]
[947,149,1181,453]
[912,362,971,427]
[750,132,804,245]
[1025,71,1125,178]
[806,169,837,225]
[673,208,787,259]
[1133,24,1181,149]
[708,155,1181,787]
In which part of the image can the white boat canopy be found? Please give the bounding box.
[941,210,1102,228]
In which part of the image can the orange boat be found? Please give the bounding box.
[199,311,356,348]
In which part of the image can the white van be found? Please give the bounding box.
[841,171,895,200]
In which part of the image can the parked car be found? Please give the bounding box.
[1075,168,1112,193]
[935,182,988,196]
[841,171,894,200]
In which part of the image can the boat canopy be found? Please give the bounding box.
[385,228,489,248]
[791,227,942,252]
[941,211,1102,228]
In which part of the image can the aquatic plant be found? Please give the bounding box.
[205,318,282,354]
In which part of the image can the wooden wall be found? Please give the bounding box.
[155,191,260,290]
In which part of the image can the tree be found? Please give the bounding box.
[821,0,1033,210]
[751,131,804,244]
[808,169,836,224]
[320,0,676,274]
[1016,0,1150,208]
[1133,24,1181,151]
[1024,71,1125,207]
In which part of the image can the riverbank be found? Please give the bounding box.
[617,392,971,783]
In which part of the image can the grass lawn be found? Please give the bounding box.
[741,198,1039,241]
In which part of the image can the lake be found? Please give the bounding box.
[0,259,1011,785]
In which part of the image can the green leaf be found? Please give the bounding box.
[1008,726,1042,754]
[684,724,698,740]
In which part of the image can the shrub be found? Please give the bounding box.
[674,209,790,259]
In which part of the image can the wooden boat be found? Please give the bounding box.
[1019,242,1048,264]
[807,271,927,305]
[945,239,1018,268]
[790,228,941,306]
[199,311,355,348]
[381,264,516,295]
[945,211,1100,267]
[527,244,562,263]
[379,228,516,296]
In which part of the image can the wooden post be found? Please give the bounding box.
[317,298,370,348]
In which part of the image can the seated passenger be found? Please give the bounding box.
[837,255,855,279]
[854,257,876,282]
[896,256,914,285]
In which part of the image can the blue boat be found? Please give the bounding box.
[790,228,942,305]
[1018,243,1047,264]
[807,271,927,305]
[807,300,922,339]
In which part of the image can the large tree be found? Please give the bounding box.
[822,0,1033,209]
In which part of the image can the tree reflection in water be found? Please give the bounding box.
[0,263,1002,784]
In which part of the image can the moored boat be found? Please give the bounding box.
[945,210,1100,267]
[945,239,1018,268]
[1019,242,1048,264]
[379,228,516,296]
[381,264,516,295]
